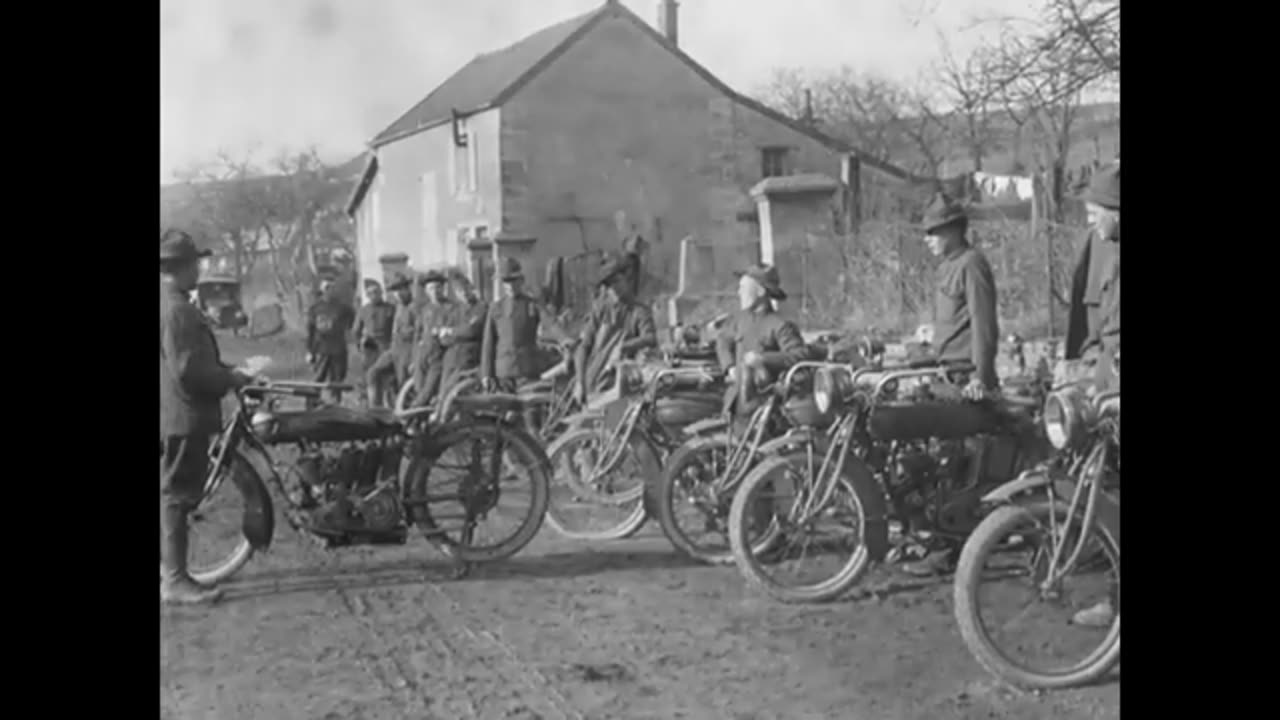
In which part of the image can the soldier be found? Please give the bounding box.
[922,193,1001,398]
[438,270,488,398]
[1063,162,1120,392]
[353,279,397,407]
[900,194,1003,578]
[573,252,659,403]
[1068,162,1119,629]
[480,258,543,394]
[365,273,415,407]
[160,230,255,605]
[411,270,453,408]
[715,264,810,421]
[306,279,356,404]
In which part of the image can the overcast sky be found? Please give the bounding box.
[160,0,1042,182]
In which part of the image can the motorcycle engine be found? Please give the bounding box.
[888,440,982,536]
[285,442,405,535]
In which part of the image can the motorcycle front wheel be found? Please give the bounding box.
[953,502,1120,690]
[728,451,886,604]
[543,426,655,541]
[160,448,262,586]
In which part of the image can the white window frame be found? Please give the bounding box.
[450,122,477,199]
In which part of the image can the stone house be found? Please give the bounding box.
[345,0,918,306]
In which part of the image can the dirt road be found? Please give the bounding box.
[160,522,1119,720]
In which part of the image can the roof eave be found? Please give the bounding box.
[368,104,496,150]
[345,154,380,218]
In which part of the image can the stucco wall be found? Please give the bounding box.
[355,108,503,299]
[500,14,853,296]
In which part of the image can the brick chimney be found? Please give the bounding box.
[657,0,679,45]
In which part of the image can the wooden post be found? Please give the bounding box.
[1030,173,1052,337]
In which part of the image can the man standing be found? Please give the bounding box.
[365,273,415,407]
[480,258,542,394]
[715,264,809,419]
[900,194,1002,578]
[921,193,1001,399]
[160,230,253,605]
[353,279,397,407]
[1064,162,1120,392]
[1068,162,1120,629]
[438,270,488,397]
[412,270,452,408]
[573,253,659,403]
[307,279,356,404]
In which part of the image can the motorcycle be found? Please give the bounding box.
[652,359,832,565]
[727,357,1048,603]
[168,377,552,586]
[952,381,1120,690]
[542,358,725,541]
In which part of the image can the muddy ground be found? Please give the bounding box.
[160,520,1119,720]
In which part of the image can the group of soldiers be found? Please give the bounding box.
[300,249,663,417]
[159,161,1118,607]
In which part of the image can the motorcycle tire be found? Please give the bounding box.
[543,426,656,542]
[728,451,888,604]
[405,419,550,564]
[159,447,264,586]
[953,502,1121,690]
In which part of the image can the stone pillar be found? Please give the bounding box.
[748,174,841,317]
[377,252,410,289]
[464,236,494,304]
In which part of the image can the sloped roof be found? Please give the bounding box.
[364,1,923,198]
[370,6,603,147]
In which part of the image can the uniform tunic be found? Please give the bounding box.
[413,298,455,407]
[160,284,237,508]
[574,298,657,395]
[932,245,1000,389]
[439,298,488,394]
[353,299,396,381]
[715,307,809,415]
[307,298,355,384]
[481,293,542,382]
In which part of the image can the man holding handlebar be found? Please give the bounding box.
[160,230,258,606]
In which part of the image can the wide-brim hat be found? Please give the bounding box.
[921,193,968,234]
[417,269,447,285]
[499,257,524,281]
[1082,162,1119,210]
[386,273,411,292]
[735,264,787,301]
[159,229,212,265]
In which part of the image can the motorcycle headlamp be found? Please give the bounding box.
[1042,385,1094,449]
[813,366,852,416]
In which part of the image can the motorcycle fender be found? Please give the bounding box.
[231,444,276,550]
[758,428,817,455]
[982,468,1120,546]
[683,416,728,437]
[981,468,1056,504]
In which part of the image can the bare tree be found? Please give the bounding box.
[931,37,1002,173]
[162,146,355,319]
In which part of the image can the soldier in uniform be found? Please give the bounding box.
[411,270,453,408]
[365,273,415,407]
[1063,162,1121,392]
[573,253,659,403]
[715,264,810,421]
[353,279,397,407]
[438,269,488,398]
[900,194,1003,578]
[921,193,1001,398]
[480,258,542,394]
[306,279,356,404]
[1067,162,1119,629]
[160,230,255,605]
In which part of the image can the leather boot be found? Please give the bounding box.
[160,504,224,605]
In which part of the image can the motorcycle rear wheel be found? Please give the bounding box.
[405,420,550,564]
[543,427,654,541]
[953,502,1120,690]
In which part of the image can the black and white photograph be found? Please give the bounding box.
[160,1,1120,717]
